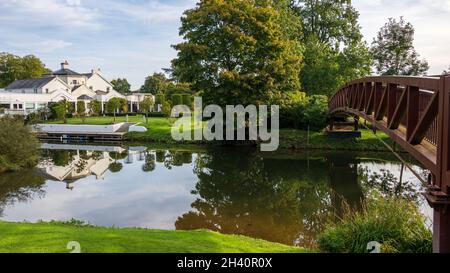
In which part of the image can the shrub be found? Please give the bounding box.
[317,196,432,253]
[171,94,183,106]
[182,94,192,108]
[155,94,165,105]
[0,117,40,172]
[302,95,329,131]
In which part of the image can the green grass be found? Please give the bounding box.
[0,221,308,253]
[49,116,392,151]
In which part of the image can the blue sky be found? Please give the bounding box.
[1,0,449,90]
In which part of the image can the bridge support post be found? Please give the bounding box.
[433,205,450,253]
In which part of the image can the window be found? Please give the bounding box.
[34,88,38,93]
[46,88,49,93]
[72,80,78,85]
[106,87,111,92]
[25,103,35,110]
[89,86,93,90]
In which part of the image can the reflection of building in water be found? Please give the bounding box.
[37,150,114,182]
[37,144,150,189]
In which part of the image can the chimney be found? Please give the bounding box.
[61,60,69,70]
[91,68,101,74]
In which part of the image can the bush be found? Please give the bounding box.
[0,117,40,172]
[171,94,183,106]
[317,196,432,253]
[155,94,165,105]
[182,94,192,108]
[303,95,329,131]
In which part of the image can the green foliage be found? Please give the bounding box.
[273,92,328,130]
[140,73,169,94]
[165,82,193,99]
[317,196,432,253]
[155,94,165,105]
[139,96,155,124]
[111,78,131,94]
[171,0,303,106]
[0,52,51,88]
[76,101,86,123]
[290,0,372,96]
[171,94,183,106]
[371,17,429,76]
[88,100,101,116]
[108,162,123,173]
[182,94,193,108]
[0,117,40,172]
[106,98,127,114]
[161,101,172,117]
[50,100,70,123]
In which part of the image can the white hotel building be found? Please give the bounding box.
[0,61,154,115]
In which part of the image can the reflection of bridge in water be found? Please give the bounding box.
[329,75,450,253]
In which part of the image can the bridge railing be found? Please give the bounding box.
[329,75,450,199]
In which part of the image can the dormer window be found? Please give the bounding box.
[89,86,93,90]
[72,80,78,85]
[106,87,111,92]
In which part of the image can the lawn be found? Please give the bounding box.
[48,116,392,151]
[0,221,308,253]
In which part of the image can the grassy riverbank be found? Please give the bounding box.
[0,221,307,253]
[49,116,392,151]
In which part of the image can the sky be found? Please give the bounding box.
[0,0,449,90]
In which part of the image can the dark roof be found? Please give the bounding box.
[6,77,56,90]
[82,73,93,78]
[52,68,81,76]
[95,90,108,95]
[78,95,94,100]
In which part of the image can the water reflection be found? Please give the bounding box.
[0,143,427,248]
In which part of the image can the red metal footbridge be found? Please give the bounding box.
[329,75,450,253]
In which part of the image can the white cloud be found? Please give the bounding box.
[0,0,101,30]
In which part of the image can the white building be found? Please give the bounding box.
[0,61,154,115]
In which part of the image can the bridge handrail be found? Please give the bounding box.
[328,74,450,206]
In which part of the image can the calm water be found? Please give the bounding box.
[0,143,430,248]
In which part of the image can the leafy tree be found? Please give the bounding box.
[155,94,165,105]
[50,100,71,123]
[171,0,303,106]
[106,98,127,122]
[111,78,131,94]
[139,96,155,124]
[182,94,192,108]
[88,100,101,116]
[0,117,40,172]
[142,153,156,172]
[76,101,86,123]
[140,73,169,94]
[371,17,429,76]
[0,53,51,88]
[161,101,172,117]
[290,0,372,96]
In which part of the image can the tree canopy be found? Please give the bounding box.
[140,73,170,94]
[111,78,131,94]
[171,0,303,106]
[0,53,51,88]
[289,0,372,97]
[371,17,429,76]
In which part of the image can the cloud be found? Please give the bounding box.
[0,0,101,30]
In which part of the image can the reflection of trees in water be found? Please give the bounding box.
[0,170,46,217]
[142,153,156,172]
[175,148,361,248]
[41,149,77,166]
[358,165,423,202]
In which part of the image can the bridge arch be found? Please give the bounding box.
[329,75,450,253]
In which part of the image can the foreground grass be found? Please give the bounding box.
[50,116,392,151]
[0,221,307,253]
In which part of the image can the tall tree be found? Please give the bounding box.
[111,78,131,94]
[0,53,51,88]
[139,96,155,124]
[371,17,429,76]
[171,0,303,106]
[290,0,372,97]
[140,73,169,94]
